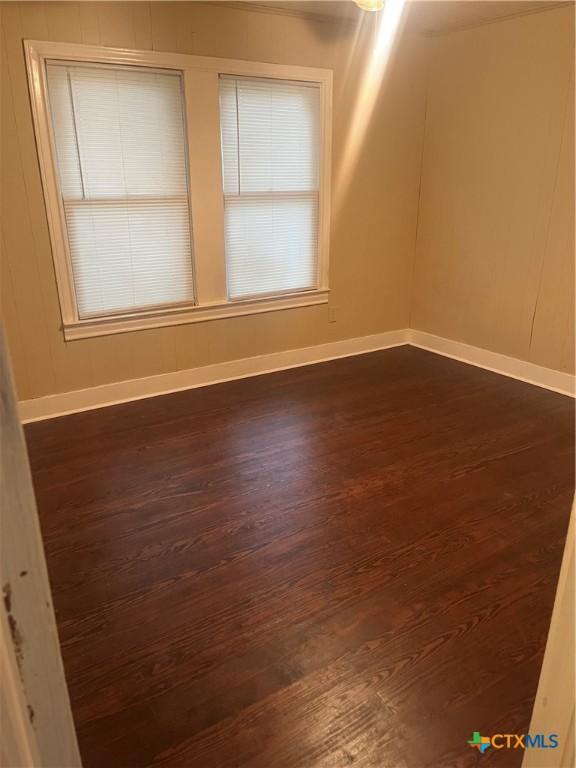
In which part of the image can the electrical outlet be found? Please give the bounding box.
[328,306,337,323]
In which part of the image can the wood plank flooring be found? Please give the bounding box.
[25,346,574,768]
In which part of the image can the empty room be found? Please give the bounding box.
[1,1,574,766]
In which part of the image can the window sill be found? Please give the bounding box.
[63,289,329,341]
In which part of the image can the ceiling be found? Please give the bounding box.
[238,1,571,33]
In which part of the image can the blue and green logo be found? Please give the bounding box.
[468,731,559,754]
[468,732,491,754]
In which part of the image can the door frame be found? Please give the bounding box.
[1,329,82,767]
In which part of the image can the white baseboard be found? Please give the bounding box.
[19,328,575,423]
[19,329,408,423]
[408,329,575,397]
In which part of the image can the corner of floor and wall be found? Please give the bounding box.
[1,1,574,424]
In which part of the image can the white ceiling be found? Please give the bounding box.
[239,1,571,33]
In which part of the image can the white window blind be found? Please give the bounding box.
[46,62,194,319]
[219,76,321,300]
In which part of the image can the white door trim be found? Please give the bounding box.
[1,330,82,767]
[523,505,574,768]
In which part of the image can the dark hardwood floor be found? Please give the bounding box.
[25,346,574,768]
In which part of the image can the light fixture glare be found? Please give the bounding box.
[354,0,385,11]
[335,0,406,216]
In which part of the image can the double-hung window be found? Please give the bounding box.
[26,42,331,340]
[45,63,194,319]
[220,76,320,300]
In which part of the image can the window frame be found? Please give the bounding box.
[25,40,332,341]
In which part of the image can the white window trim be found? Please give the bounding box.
[25,40,332,341]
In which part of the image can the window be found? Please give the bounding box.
[219,76,320,300]
[46,63,194,318]
[26,42,331,339]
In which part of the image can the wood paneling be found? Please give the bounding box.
[411,5,575,374]
[25,346,574,767]
[529,64,575,373]
[0,1,429,401]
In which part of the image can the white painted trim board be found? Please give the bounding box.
[18,329,575,423]
[19,330,408,422]
[408,330,575,398]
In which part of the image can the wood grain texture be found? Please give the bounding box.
[25,347,574,768]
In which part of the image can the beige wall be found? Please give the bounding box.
[0,1,428,401]
[411,5,575,374]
